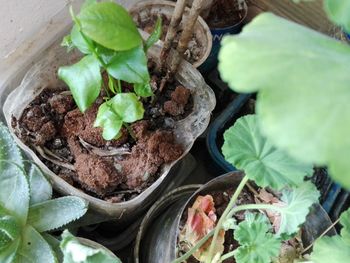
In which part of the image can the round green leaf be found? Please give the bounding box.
[218,13,350,190]
[134,83,153,98]
[324,0,350,33]
[109,93,144,123]
[58,55,102,113]
[78,2,142,51]
[222,115,313,190]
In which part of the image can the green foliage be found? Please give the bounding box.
[60,230,122,263]
[59,0,162,140]
[94,93,144,140]
[77,2,141,51]
[218,12,350,189]
[324,0,350,33]
[222,115,313,190]
[277,182,319,236]
[234,213,281,263]
[0,123,88,263]
[311,208,350,262]
[58,55,101,112]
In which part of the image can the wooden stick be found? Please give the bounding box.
[169,0,206,76]
[160,0,187,68]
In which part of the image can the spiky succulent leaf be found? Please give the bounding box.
[42,233,63,262]
[0,122,23,168]
[14,225,57,263]
[0,161,29,225]
[60,230,122,263]
[0,215,20,244]
[222,115,313,190]
[234,213,280,263]
[276,182,319,236]
[28,164,52,205]
[27,197,88,232]
[0,238,20,263]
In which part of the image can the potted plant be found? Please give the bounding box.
[0,122,121,262]
[129,0,213,68]
[134,115,335,263]
[3,0,215,224]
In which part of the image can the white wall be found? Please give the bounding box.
[0,0,138,60]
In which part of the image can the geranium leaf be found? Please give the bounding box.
[28,164,52,205]
[15,225,56,263]
[218,13,350,189]
[58,55,101,113]
[276,182,319,236]
[27,197,88,232]
[60,230,122,263]
[78,2,141,51]
[324,0,350,33]
[311,208,350,262]
[106,45,150,84]
[234,213,281,263]
[144,16,162,52]
[0,161,29,225]
[222,115,313,190]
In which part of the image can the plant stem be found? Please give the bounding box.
[123,123,136,141]
[172,229,215,263]
[205,175,249,263]
[302,217,341,253]
[117,79,122,93]
[220,250,236,261]
[227,203,282,219]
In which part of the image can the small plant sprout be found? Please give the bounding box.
[59,0,162,140]
[0,122,88,262]
[174,115,319,263]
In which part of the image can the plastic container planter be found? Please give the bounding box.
[199,1,248,73]
[134,172,336,263]
[2,27,215,226]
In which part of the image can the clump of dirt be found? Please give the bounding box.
[206,0,245,29]
[134,13,203,64]
[164,86,191,116]
[14,75,192,201]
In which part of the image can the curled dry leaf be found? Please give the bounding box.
[180,195,225,261]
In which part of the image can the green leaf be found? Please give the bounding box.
[61,35,74,52]
[0,161,29,225]
[28,164,52,205]
[60,230,122,263]
[58,55,101,112]
[78,2,141,51]
[0,122,23,169]
[218,13,350,189]
[15,225,56,263]
[234,213,280,263]
[324,0,350,33]
[311,208,350,262]
[42,234,63,262]
[108,93,144,123]
[27,197,88,232]
[81,0,97,10]
[0,215,21,242]
[0,238,20,263]
[144,16,162,52]
[94,102,123,141]
[107,45,150,84]
[222,115,313,190]
[276,182,319,236]
[71,25,94,54]
[134,83,153,97]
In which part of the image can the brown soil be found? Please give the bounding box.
[206,0,245,29]
[135,14,203,64]
[14,71,193,202]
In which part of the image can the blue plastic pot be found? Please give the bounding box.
[199,2,248,73]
